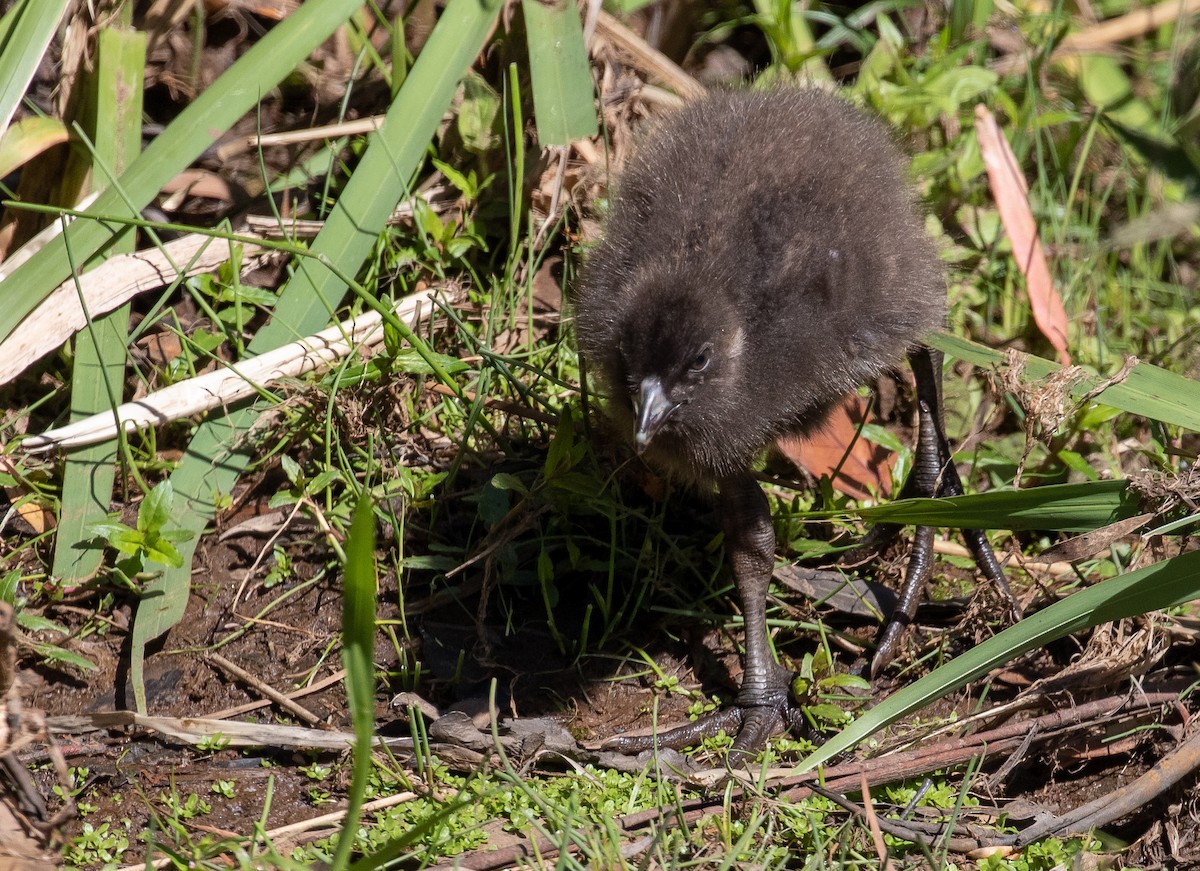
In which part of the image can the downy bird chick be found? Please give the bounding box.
[575,88,1007,755]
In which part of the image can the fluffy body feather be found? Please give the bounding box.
[576,89,945,481]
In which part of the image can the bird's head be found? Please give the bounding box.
[613,278,745,453]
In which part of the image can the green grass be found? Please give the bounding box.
[0,0,1197,867]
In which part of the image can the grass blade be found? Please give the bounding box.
[522,0,599,145]
[332,494,377,870]
[859,480,1140,533]
[931,332,1200,431]
[798,548,1200,771]
[52,27,146,584]
[0,0,70,133]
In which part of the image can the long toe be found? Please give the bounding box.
[604,696,807,762]
[605,707,746,754]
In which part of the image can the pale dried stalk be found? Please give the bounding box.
[1060,0,1200,51]
[19,291,437,453]
[46,709,413,751]
[216,114,386,161]
[593,11,706,101]
[0,233,267,387]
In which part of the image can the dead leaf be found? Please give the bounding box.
[975,105,1071,365]
[0,456,50,535]
[135,330,185,368]
[203,0,299,20]
[776,394,894,501]
[161,168,235,206]
[1037,512,1154,564]
[0,117,70,181]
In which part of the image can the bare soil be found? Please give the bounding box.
[7,489,1199,868]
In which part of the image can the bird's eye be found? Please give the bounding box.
[689,346,712,373]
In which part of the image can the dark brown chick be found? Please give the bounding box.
[575,88,1006,756]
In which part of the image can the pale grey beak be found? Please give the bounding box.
[634,377,677,452]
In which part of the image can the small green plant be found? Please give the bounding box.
[300,761,332,781]
[195,733,230,753]
[52,765,89,803]
[627,647,719,714]
[977,836,1102,870]
[687,694,719,719]
[307,787,334,806]
[157,789,211,821]
[270,454,345,512]
[696,729,735,756]
[790,644,870,733]
[86,481,194,588]
[211,779,236,799]
[262,543,294,589]
[186,253,280,357]
[0,572,96,672]
[52,765,101,817]
[63,821,131,867]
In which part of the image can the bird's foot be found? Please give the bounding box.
[605,679,811,764]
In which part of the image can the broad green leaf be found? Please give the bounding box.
[140,537,184,569]
[859,481,1139,533]
[16,613,69,635]
[431,157,473,197]
[457,73,501,154]
[522,0,598,145]
[30,641,97,672]
[798,548,1200,771]
[85,521,130,542]
[479,479,512,527]
[489,472,529,493]
[921,65,998,113]
[0,0,70,134]
[1077,53,1155,133]
[280,454,302,484]
[138,481,174,534]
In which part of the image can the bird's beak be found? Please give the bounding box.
[634,377,677,452]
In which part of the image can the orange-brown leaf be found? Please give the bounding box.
[776,394,894,501]
[975,104,1071,365]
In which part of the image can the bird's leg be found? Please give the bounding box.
[910,346,1015,605]
[869,390,942,676]
[606,474,803,758]
[720,473,798,751]
[870,345,1017,675]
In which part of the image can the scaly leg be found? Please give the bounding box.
[869,346,1016,675]
[607,473,805,757]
